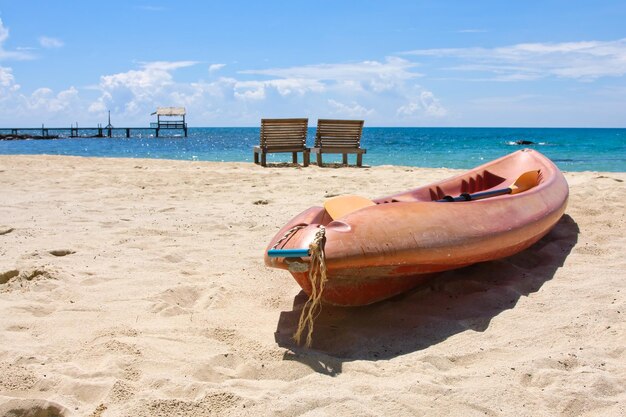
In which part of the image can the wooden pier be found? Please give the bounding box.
[1,107,189,140]
[0,125,187,139]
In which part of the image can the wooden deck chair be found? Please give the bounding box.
[312,119,366,167]
[253,118,310,167]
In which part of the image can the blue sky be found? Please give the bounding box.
[0,1,625,127]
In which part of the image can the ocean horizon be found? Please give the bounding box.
[1,127,624,172]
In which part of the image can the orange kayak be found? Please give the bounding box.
[265,149,569,306]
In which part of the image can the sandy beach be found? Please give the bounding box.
[0,155,624,417]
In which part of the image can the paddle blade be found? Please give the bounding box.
[324,195,375,220]
[509,170,540,194]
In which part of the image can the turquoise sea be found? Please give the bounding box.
[1,127,624,172]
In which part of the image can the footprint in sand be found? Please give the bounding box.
[148,285,202,316]
[194,351,291,383]
[0,269,20,284]
[193,353,246,382]
[1,268,56,290]
[148,284,229,316]
[128,391,244,417]
[521,355,583,388]
[198,328,306,381]
[49,249,76,257]
[14,302,57,317]
[0,399,71,417]
[162,253,184,263]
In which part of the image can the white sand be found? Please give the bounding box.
[0,155,624,417]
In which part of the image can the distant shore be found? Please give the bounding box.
[0,133,59,140]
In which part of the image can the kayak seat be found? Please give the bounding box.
[324,194,376,220]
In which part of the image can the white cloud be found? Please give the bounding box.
[0,19,8,44]
[141,60,198,71]
[2,53,444,125]
[24,86,79,112]
[0,18,34,60]
[88,98,107,113]
[91,61,199,116]
[209,63,226,72]
[419,91,447,117]
[242,57,421,84]
[403,38,626,81]
[97,61,197,91]
[0,66,18,87]
[80,57,444,125]
[0,66,20,97]
[100,67,171,90]
[327,99,374,117]
[39,36,64,48]
[397,91,447,118]
[233,81,266,101]
[230,57,432,112]
[233,78,326,101]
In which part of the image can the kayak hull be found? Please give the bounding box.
[265,149,569,306]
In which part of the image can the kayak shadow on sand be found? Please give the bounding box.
[274,214,579,376]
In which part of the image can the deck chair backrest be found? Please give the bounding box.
[260,118,308,149]
[315,119,364,148]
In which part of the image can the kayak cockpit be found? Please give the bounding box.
[379,169,509,203]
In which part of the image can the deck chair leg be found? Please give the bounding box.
[261,153,267,167]
[303,151,310,167]
[342,154,348,165]
[292,152,298,164]
[317,153,323,167]
[357,153,363,167]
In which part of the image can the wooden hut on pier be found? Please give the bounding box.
[150,107,188,137]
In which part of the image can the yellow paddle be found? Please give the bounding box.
[509,170,541,193]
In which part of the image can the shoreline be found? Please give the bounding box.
[1,153,625,174]
[0,154,624,416]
